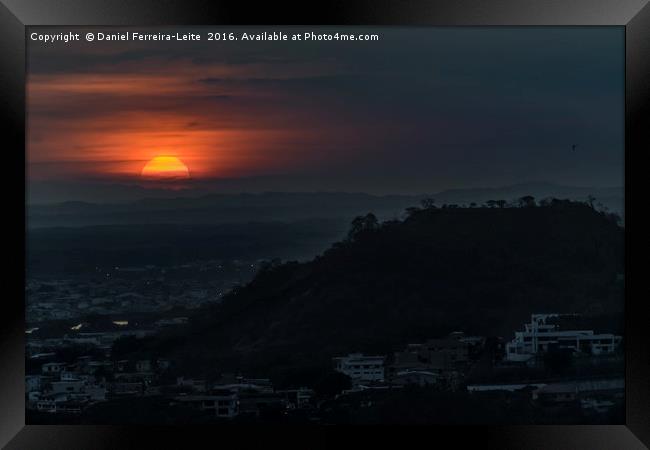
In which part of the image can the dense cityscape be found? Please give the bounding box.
[26,263,625,424]
[27,259,259,322]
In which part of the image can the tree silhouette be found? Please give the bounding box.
[420,198,436,209]
[348,213,379,241]
[539,197,554,207]
[495,200,507,208]
[518,195,536,208]
[405,206,422,218]
[586,195,596,209]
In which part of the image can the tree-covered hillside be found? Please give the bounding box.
[152,199,624,381]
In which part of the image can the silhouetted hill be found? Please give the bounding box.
[157,201,624,379]
[434,182,623,215]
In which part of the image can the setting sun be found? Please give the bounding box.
[141,155,190,179]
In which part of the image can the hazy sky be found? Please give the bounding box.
[28,27,624,200]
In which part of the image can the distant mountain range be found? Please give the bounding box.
[27,182,623,228]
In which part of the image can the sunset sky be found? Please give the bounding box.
[28,27,624,202]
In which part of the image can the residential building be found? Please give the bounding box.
[391,369,440,387]
[41,362,67,375]
[111,380,144,396]
[420,336,470,369]
[532,378,624,405]
[156,359,171,371]
[50,380,86,396]
[176,377,207,393]
[279,387,314,409]
[389,333,476,377]
[36,393,70,413]
[391,346,427,373]
[505,314,623,362]
[333,353,385,382]
[135,359,152,373]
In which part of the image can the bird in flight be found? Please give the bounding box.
[572,144,577,151]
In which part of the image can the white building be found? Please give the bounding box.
[333,353,385,382]
[35,394,88,414]
[60,371,80,381]
[36,393,70,413]
[505,314,622,362]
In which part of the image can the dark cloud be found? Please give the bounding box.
[27,27,624,200]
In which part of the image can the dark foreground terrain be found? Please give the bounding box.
[27,198,625,424]
[137,200,624,379]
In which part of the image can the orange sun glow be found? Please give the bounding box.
[140,155,190,179]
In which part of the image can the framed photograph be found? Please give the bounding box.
[1,0,647,448]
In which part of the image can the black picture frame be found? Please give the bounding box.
[1,1,647,448]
